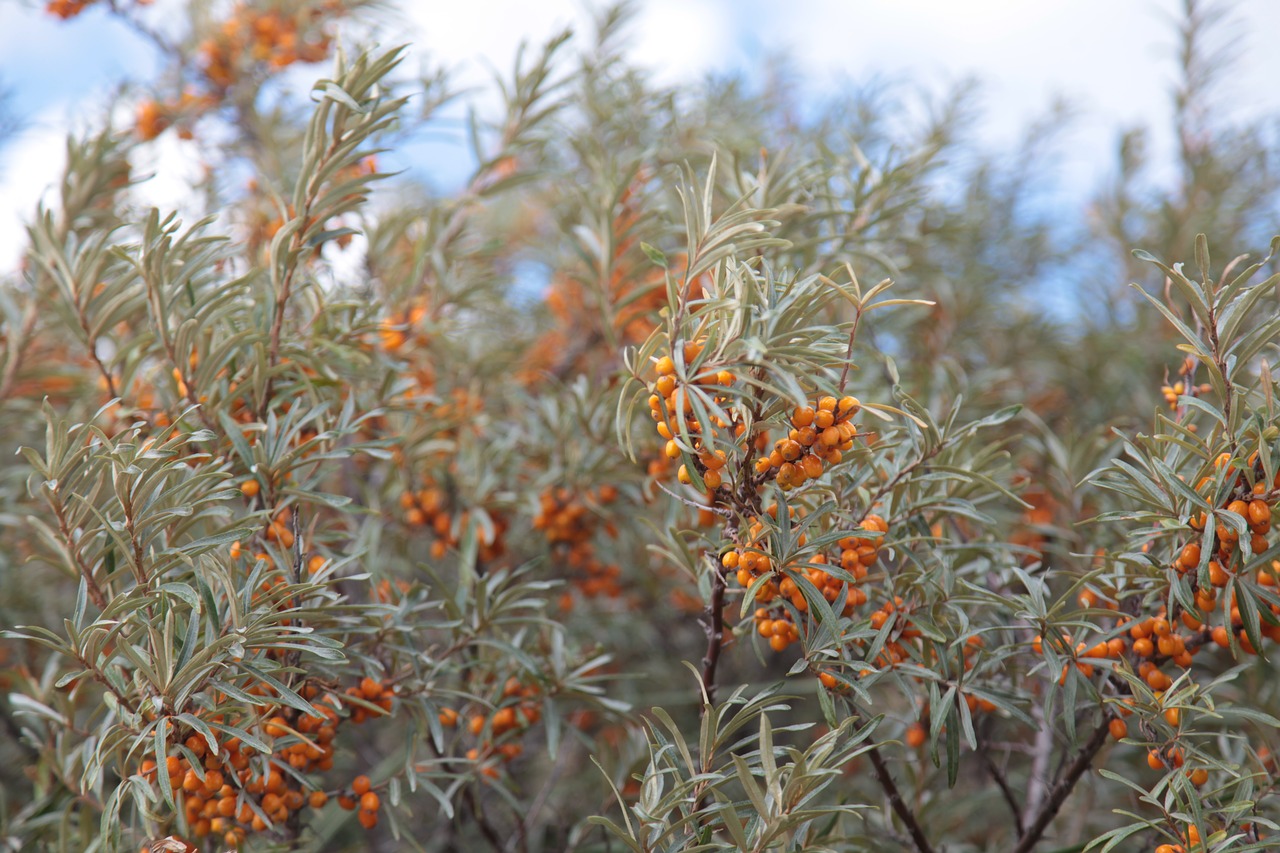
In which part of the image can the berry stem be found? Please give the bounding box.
[838,304,864,393]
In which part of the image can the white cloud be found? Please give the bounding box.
[129,124,209,222]
[0,111,70,274]
[7,0,1280,272]
[402,0,590,88]
[631,0,735,84]
[736,0,1280,200]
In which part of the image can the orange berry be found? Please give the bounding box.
[357,809,378,829]
[360,791,380,812]
[1179,542,1201,568]
[1109,718,1127,740]
[352,775,371,796]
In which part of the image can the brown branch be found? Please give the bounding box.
[258,129,341,419]
[52,499,109,610]
[838,304,864,392]
[699,557,726,708]
[1201,279,1234,455]
[464,785,507,852]
[866,741,936,853]
[1011,716,1112,853]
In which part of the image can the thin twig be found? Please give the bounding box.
[522,740,574,850]
[52,500,109,610]
[258,129,341,419]
[865,741,936,853]
[465,786,507,853]
[838,304,864,392]
[977,731,1024,837]
[1023,699,1053,824]
[1011,717,1112,853]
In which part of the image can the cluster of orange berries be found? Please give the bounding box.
[756,396,860,489]
[1143,742,1206,783]
[1043,580,1280,701]
[865,596,930,668]
[377,299,429,352]
[135,677,394,846]
[263,505,297,550]
[45,0,150,20]
[135,91,217,141]
[1160,355,1211,411]
[1182,456,1276,570]
[533,486,623,601]
[46,0,92,18]
[199,3,339,89]
[838,514,888,578]
[728,508,887,653]
[1159,380,1211,411]
[648,341,744,490]
[439,677,542,779]
[336,773,383,830]
[399,485,508,562]
[1037,454,1280,698]
[724,503,800,597]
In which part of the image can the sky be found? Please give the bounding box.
[2,0,1279,275]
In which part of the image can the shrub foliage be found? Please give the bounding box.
[3,1,1280,852]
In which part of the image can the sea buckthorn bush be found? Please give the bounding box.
[5,1,1280,851]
